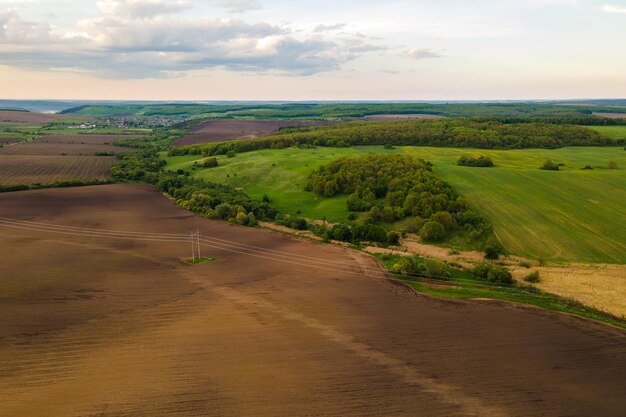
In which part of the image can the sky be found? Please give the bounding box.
[0,0,624,100]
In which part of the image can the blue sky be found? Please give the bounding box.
[0,0,624,100]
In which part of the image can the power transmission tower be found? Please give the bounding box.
[196,229,201,259]
[191,231,196,261]
[190,229,201,261]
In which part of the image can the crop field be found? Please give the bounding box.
[38,134,144,144]
[0,110,69,124]
[0,155,114,184]
[0,142,129,156]
[0,184,624,416]
[174,119,331,146]
[587,125,626,139]
[593,112,626,119]
[165,146,626,263]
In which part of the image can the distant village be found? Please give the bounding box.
[68,116,182,130]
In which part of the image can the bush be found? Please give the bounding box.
[483,237,505,260]
[582,165,593,170]
[330,223,353,242]
[472,261,514,284]
[387,231,400,245]
[226,150,236,158]
[203,157,218,168]
[524,271,541,283]
[430,211,457,231]
[419,221,446,242]
[540,160,559,171]
[457,155,494,167]
[608,160,618,169]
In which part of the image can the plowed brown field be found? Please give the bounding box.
[0,184,624,417]
[0,142,129,155]
[39,134,144,144]
[0,110,69,124]
[174,119,330,146]
[0,155,114,184]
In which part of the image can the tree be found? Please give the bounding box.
[483,237,504,260]
[430,211,457,231]
[419,221,446,242]
[331,224,352,242]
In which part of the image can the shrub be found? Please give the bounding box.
[582,165,593,170]
[431,211,457,231]
[483,237,505,260]
[519,261,532,268]
[487,265,514,284]
[608,160,618,169]
[405,217,423,234]
[387,231,400,245]
[234,212,248,225]
[524,271,541,283]
[423,259,450,278]
[226,150,236,158]
[419,221,446,242]
[330,223,353,242]
[540,160,559,171]
[203,157,218,168]
[472,261,514,284]
[457,155,494,167]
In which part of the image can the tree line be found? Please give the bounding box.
[169,119,619,157]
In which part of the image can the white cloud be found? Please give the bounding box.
[216,0,261,13]
[96,0,191,18]
[0,3,383,78]
[401,48,441,60]
[313,23,346,33]
[600,4,626,13]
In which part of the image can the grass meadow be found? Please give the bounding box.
[164,146,626,263]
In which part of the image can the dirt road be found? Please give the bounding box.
[0,185,624,416]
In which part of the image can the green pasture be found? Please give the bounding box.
[163,146,626,263]
[587,126,626,140]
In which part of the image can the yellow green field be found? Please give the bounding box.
[164,146,626,263]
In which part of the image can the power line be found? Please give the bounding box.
[0,217,564,301]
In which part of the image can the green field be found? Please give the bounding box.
[164,146,626,263]
[587,126,626,140]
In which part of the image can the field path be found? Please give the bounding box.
[0,184,625,416]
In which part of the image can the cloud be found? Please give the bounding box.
[216,0,261,13]
[401,48,441,60]
[96,0,191,18]
[313,23,346,33]
[600,4,626,13]
[0,3,380,78]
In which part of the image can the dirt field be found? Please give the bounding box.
[174,119,330,146]
[0,142,129,156]
[0,137,21,145]
[363,114,446,120]
[0,155,114,184]
[0,110,68,124]
[39,134,144,144]
[593,112,626,119]
[0,184,624,417]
